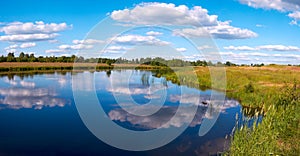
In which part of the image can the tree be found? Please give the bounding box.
[0,55,6,62]
[106,60,112,66]
[18,52,25,62]
[29,54,36,62]
[7,53,15,62]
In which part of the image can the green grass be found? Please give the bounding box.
[154,66,300,155]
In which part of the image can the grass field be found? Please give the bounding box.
[154,65,300,155]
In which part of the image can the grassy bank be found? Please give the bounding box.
[153,65,300,155]
[0,62,164,72]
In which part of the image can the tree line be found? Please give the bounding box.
[0,52,266,67]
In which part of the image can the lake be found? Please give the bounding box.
[0,70,249,156]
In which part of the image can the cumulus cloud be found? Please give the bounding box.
[174,21,258,39]
[111,2,218,27]
[220,51,300,64]
[111,34,170,46]
[4,44,18,53]
[102,46,130,53]
[239,0,300,25]
[288,11,300,25]
[45,39,101,53]
[4,42,36,53]
[72,39,104,44]
[239,0,298,11]
[20,42,36,48]
[0,21,71,35]
[5,44,18,49]
[198,45,213,50]
[176,47,187,52]
[0,21,70,35]
[58,44,93,50]
[0,33,58,42]
[0,21,71,42]
[224,46,257,51]
[224,45,300,51]
[259,45,300,51]
[45,49,65,53]
[146,31,163,36]
[110,2,257,39]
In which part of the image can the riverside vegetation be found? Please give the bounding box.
[0,52,299,155]
[153,66,300,155]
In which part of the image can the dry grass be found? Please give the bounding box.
[0,62,158,68]
[0,62,107,67]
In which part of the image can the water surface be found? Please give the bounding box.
[0,70,244,156]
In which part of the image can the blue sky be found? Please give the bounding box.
[0,0,299,64]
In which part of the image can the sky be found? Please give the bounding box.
[0,0,299,64]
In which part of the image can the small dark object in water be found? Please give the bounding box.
[201,101,208,105]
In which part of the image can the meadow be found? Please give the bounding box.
[154,65,300,155]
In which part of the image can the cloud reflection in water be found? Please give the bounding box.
[108,98,239,129]
[0,75,69,110]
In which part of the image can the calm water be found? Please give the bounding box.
[0,70,245,156]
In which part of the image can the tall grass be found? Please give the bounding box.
[154,66,300,155]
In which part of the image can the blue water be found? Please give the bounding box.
[0,70,244,156]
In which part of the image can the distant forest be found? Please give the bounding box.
[0,52,267,67]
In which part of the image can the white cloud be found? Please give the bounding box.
[4,44,18,50]
[258,45,300,51]
[288,11,300,25]
[0,21,70,35]
[111,2,218,27]
[0,33,58,42]
[146,31,163,36]
[49,39,59,43]
[288,11,300,20]
[4,44,18,53]
[20,42,36,48]
[110,2,257,40]
[4,48,17,53]
[0,21,71,42]
[175,21,257,39]
[224,45,257,51]
[45,49,65,53]
[102,46,130,53]
[58,44,93,50]
[111,34,170,46]
[220,51,300,64]
[255,24,265,27]
[72,39,104,44]
[239,0,299,12]
[239,0,300,25]
[224,45,300,52]
[198,45,213,50]
[176,47,187,52]
[46,42,95,53]
[3,42,36,53]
